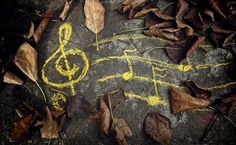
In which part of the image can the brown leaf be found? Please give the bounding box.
[176,0,189,21]
[38,106,60,139]
[186,35,205,57]
[66,95,95,119]
[14,42,38,82]
[152,10,174,21]
[28,21,35,39]
[208,0,227,19]
[145,12,162,28]
[99,96,111,138]
[184,7,204,30]
[33,10,53,43]
[12,114,33,143]
[114,118,133,137]
[212,24,235,34]
[222,93,236,104]
[223,32,236,47]
[143,112,172,145]
[105,88,128,111]
[122,0,148,13]
[59,0,73,21]
[165,37,196,63]
[144,28,180,41]
[170,88,211,114]
[185,80,211,99]
[204,9,215,22]
[84,0,105,34]
[176,20,193,36]
[113,118,133,145]
[3,71,23,85]
[134,8,158,18]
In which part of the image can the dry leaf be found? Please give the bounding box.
[3,71,23,85]
[152,10,174,21]
[84,0,105,34]
[204,9,215,22]
[176,20,193,36]
[222,93,236,104]
[144,28,180,41]
[223,33,236,47]
[184,7,204,30]
[114,118,133,137]
[208,0,227,19]
[36,106,60,139]
[99,96,111,138]
[123,0,148,13]
[60,0,73,21]
[105,88,127,110]
[185,80,211,99]
[33,10,53,43]
[170,88,211,114]
[186,35,205,57]
[113,118,133,145]
[28,21,35,39]
[12,114,33,143]
[176,0,189,21]
[14,42,38,82]
[143,112,172,145]
[134,8,158,18]
[66,95,95,119]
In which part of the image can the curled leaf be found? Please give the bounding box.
[208,0,227,19]
[170,88,211,114]
[186,35,205,57]
[14,42,38,82]
[143,112,172,145]
[33,10,53,43]
[185,80,211,99]
[123,0,148,13]
[60,0,73,21]
[176,0,189,20]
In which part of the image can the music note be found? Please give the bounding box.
[122,49,136,80]
[41,23,89,96]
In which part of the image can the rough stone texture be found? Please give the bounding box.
[0,0,236,145]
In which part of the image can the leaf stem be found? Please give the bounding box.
[35,81,47,103]
[95,33,99,51]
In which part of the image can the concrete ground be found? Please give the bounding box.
[0,0,236,145]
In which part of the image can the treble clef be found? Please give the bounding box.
[42,23,89,96]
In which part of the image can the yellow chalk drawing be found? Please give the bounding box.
[93,49,234,106]
[51,93,67,111]
[41,23,236,108]
[41,23,89,96]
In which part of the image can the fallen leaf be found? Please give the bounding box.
[114,118,133,137]
[170,88,211,114]
[185,79,211,99]
[36,106,60,139]
[113,118,133,145]
[222,93,236,104]
[184,7,204,30]
[12,114,33,143]
[176,0,189,21]
[84,0,105,34]
[104,88,128,110]
[33,10,53,43]
[208,0,227,19]
[143,112,172,145]
[223,32,236,47]
[66,95,95,119]
[28,21,35,39]
[3,71,23,85]
[212,24,235,34]
[144,28,180,41]
[123,0,148,13]
[152,10,174,21]
[186,35,205,57]
[14,42,38,82]
[60,0,73,21]
[176,20,193,36]
[99,96,111,138]
[204,9,215,22]
[165,37,196,63]
[134,8,158,18]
